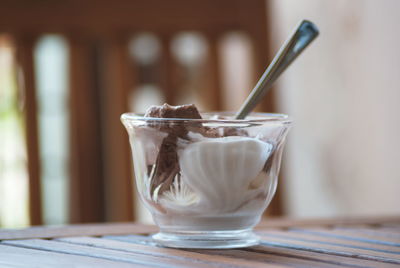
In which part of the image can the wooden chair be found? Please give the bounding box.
[1,0,279,225]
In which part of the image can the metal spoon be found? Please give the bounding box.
[235,20,319,119]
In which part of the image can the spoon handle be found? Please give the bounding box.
[235,20,319,119]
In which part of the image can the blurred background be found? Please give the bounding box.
[0,0,399,228]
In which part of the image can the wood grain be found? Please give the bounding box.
[254,216,400,229]
[107,233,400,267]
[247,244,400,268]
[292,227,400,246]
[15,34,43,226]
[57,236,270,268]
[101,36,134,222]
[258,231,400,264]
[335,226,400,240]
[203,33,223,111]
[1,218,400,267]
[2,239,181,267]
[0,0,269,34]
[0,223,157,240]
[0,244,137,268]
[2,216,400,240]
[68,34,105,223]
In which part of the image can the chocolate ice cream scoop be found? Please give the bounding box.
[145,103,204,138]
[144,103,203,196]
[145,103,202,120]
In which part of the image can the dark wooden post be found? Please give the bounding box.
[15,34,43,225]
[101,35,134,222]
[68,34,105,223]
[203,33,223,111]
[159,35,177,105]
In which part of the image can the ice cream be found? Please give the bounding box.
[143,104,207,195]
[166,136,272,213]
[136,103,274,220]
[122,102,291,248]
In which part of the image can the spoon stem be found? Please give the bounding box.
[235,20,319,119]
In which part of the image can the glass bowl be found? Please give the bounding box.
[121,112,291,248]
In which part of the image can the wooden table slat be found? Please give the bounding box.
[106,234,400,268]
[57,236,277,268]
[254,216,400,229]
[0,222,157,240]
[1,217,400,267]
[1,216,399,241]
[382,223,400,228]
[257,232,400,264]
[246,245,400,268]
[191,248,342,268]
[259,230,400,255]
[0,244,137,268]
[61,236,372,268]
[292,227,400,246]
[2,239,186,268]
[335,226,400,240]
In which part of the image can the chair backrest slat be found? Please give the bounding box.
[68,35,105,223]
[15,34,43,225]
[101,36,134,222]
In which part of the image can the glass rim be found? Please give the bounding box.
[121,111,292,124]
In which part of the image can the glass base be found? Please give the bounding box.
[152,229,259,249]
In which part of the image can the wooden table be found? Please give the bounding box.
[1,216,399,267]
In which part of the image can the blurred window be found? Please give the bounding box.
[34,35,70,224]
[219,32,254,111]
[129,33,164,114]
[171,32,208,108]
[0,35,29,228]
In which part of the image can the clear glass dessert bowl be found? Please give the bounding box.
[121,111,291,248]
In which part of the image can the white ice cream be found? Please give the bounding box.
[158,135,273,214]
